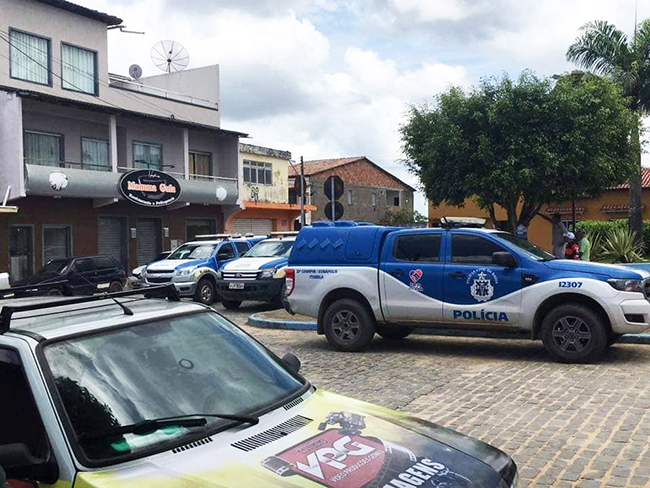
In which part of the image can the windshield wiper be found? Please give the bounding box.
[79,413,259,441]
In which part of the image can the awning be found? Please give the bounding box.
[545,206,585,215]
[600,204,642,214]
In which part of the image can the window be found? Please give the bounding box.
[24,131,62,167]
[347,190,353,206]
[186,219,216,241]
[61,43,98,95]
[217,243,236,260]
[235,242,250,255]
[82,138,109,171]
[9,225,34,281]
[451,234,506,264]
[393,196,400,206]
[74,258,95,273]
[189,151,212,179]
[394,234,441,262]
[372,193,377,207]
[94,256,117,270]
[43,226,72,264]
[243,160,273,185]
[133,142,162,170]
[9,29,50,85]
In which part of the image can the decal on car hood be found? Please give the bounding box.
[223,257,287,272]
[73,391,510,487]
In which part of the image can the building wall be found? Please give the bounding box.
[0,0,221,127]
[428,190,646,252]
[0,91,24,199]
[239,152,290,204]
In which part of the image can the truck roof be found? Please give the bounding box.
[0,292,207,342]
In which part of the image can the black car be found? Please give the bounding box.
[10,255,126,296]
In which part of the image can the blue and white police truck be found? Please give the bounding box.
[285,221,650,363]
[141,235,265,304]
[215,233,297,309]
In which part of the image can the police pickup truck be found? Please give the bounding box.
[285,221,650,363]
[215,233,297,309]
[141,235,264,305]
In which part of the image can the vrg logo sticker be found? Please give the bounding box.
[409,269,424,292]
[467,268,499,302]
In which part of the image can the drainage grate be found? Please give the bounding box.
[172,436,213,454]
[283,396,305,411]
[231,415,312,452]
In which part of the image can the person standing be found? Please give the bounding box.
[541,213,569,259]
[576,230,591,261]
[564,232,580,260]
[516,222,528,240]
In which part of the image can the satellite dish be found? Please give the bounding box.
[151,40,189,73]
[129,64,143,80]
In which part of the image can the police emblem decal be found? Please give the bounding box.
[409,269,424,293]
[467,268,498,302]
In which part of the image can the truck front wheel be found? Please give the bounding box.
[194,278,215,305]
[541,304,607,363]
[323,299,376,352]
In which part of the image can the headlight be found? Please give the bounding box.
[260,269,276,279]
[607,278,644,293]
[176,268,195,277]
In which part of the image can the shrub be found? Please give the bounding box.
[577,220,650,257]
[599,227,644,263]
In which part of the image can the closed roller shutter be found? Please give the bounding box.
[137,218,162,266]
[234,218,273,235]
[98,216,128,269]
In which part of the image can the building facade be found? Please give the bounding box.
[428,168,650,251]
[289,157,414,224]
[0,0,244,280]
[224,143,315,234]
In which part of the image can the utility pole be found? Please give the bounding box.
[300,156,305,228]
[331,177,335,222]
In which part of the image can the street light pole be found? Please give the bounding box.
[300,156,305,228]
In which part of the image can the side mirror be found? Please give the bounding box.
[0,443,58,484]
[282,353,301,374]
[492,252,517,268]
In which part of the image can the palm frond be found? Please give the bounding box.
[567,20,631,76]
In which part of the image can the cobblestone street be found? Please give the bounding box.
[216,302,650,488]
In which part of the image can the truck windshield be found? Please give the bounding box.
[42,312,304,464]
[244,240,294,258]
[167,243,218,260]
[493,232,555,261]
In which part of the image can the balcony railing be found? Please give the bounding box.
[24,158,111,172]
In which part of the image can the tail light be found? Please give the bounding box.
[285,268,295,296]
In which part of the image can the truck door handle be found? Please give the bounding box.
[448,271,466,279]
[390,269,404,277]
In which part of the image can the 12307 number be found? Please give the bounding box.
[559,281,582,288]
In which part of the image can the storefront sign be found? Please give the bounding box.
[119,170,181,207]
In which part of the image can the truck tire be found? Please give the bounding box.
[322,299,376,352]
[222,299,241,310]
[109,281,124,293]
[541,304,607,363]
[194,278,215,305]
[377,326,413,341]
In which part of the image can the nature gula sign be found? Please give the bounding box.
[119,169,181,207]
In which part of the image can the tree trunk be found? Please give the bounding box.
[628,121,643,242]
[506,205,518,234]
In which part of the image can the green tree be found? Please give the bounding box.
[379,208,426,226]
[567,19,650,239]
[400,72,635,233]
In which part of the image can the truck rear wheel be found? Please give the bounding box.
[323,299,375,352]
[377,326,412,341]
[541,304,607,363]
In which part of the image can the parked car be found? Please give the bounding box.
[0,273,8,291]
[286,221,650,363]
[215,233,297,309]
[141,236,265,304]
[129,251,172,289]
[9,255,126,297]
[0,286,517,487]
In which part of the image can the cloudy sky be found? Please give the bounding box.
[84,0,650,214]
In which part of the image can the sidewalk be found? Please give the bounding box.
[248,310,650,344]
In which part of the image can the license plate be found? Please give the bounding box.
[229,283,245,290]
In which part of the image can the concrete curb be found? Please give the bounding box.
[247,313,650,344]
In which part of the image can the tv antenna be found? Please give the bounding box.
[151,40,189,73]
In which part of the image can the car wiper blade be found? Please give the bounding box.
[79,413,259,441]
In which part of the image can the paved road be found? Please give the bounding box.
[214,301,650,488]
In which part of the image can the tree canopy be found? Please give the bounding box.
[399,71,636,232]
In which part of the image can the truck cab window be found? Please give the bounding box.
[451,234,506,264]
[393,234,441,262]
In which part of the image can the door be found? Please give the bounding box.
[93,256,120,289]
[187,219,216,241]
[215,242,237,269]
[234,218,273,235]
[9,226,34,281]
[380,231,445,322]
[98,216,128,270]
[443,232,522,326]
[137,218,162,266]
[70,257,97,294]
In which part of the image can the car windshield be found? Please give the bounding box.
[494,232,555,261]
[42,312,304,463]
[38,259,72,274]
[167,244,218,260]
[244,240,294,258]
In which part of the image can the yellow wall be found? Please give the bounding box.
[239,153,290,204]
[429,189,645,252]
